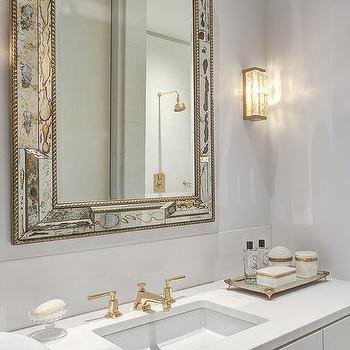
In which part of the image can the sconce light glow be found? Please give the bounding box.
[242,67,269,121]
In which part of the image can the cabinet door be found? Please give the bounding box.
[324,317,350,350]
[280,331,322,350]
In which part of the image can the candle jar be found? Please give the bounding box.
[295,251,318,278]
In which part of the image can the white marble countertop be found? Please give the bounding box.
[16,278,350,350]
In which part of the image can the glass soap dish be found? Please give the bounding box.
[28,306,68,342]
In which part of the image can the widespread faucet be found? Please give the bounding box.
[133,275,185,312]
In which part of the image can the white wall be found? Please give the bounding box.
[267,0,350,280]
[216,0,270,232]
[0,0,270,331]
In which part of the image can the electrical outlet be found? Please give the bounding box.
[153,173,166,192]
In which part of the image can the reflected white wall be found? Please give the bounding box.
[145,35,193,195]
[56,0,111,202]
[122,0,147,198]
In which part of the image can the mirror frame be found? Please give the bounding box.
[11,0,215,244]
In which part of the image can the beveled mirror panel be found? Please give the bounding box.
[11,0,214,244]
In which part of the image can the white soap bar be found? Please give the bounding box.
[257,266,297,288]
[32,299,66,320]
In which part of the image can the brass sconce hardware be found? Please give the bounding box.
[242,67,269,121]
[134,275,186,312]
[87,290,122,319]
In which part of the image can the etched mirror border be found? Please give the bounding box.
[11,0,215,244]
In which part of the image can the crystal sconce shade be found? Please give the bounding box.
[242,67,268,121]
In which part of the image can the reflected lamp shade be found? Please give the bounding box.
[242,67,268,121]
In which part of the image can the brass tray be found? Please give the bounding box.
[224,271,330,299]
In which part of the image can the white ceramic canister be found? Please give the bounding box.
[268,246,293,267]
[295,251,318,278]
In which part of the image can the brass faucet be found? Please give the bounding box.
[134,275,185,312]
[88,290,122,319]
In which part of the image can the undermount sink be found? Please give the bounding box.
[93,301,266,350]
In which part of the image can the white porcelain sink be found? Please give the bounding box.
[93,301,266,350]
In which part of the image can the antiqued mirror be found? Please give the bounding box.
[11,0,214,244]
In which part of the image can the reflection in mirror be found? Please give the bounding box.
[56,0,194,203]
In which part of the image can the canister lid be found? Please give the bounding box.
[257,266,296,278]
[295,251,318,259]
[268,246,292,260]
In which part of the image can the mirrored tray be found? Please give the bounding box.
[224,271,330,299]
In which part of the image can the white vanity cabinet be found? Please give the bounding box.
[280,331,323,350]
[279,316,350,350]
[323,317,350,350]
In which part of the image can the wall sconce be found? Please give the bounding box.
[242,67,268,121]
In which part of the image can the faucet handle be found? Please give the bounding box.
[165,275,186,287]
[163,275,186,309]
[88,290,116,300]
[87,290,122,319]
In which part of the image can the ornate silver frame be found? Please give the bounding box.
[11,0,215,244]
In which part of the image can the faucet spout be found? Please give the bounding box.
[134,293,165,311]
[134,285,166,312]
[133,276,185,313]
